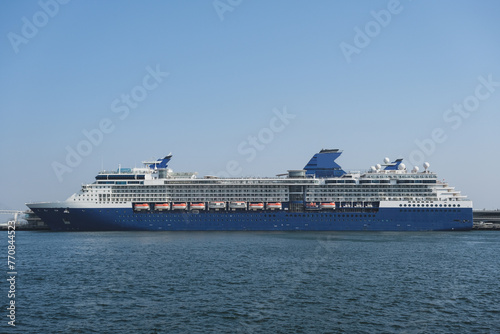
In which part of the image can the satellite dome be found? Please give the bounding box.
[384,157,390,164]
[398,163,406,170]
[375,164,381,170]
[413,166,420,173]
[423,162,430,169]
[370,166,376,172]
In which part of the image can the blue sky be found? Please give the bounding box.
[1,0,499,211]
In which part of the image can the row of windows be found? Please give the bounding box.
[284,213,376,218]
[400,209,460,212]
[91,184,436,191]
[113,211,376,218]
[313,188,432,192]
[116,218,383,224]
[307,196,434,201]
[400,203,460,207]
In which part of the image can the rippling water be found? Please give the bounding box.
[5,231,500,333]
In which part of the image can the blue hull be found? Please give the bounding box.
[31,207,473,232]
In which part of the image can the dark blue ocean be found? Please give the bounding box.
[3,231,500,333]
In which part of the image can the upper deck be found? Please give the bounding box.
[64,150,469,206]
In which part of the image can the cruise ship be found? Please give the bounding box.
[27,149,473,231]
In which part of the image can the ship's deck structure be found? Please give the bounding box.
[27,149,473,231]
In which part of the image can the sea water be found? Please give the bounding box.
[4,231,500,333]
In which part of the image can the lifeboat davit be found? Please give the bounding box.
[172,203,187,210]
[134,203,150,211]
[154,203,170,211]
[229,201,246,209]
[209,201,226,209]
[191,203,206,210]
[266,202,282,210]
[320,202,336,209]
[249,203,264,210]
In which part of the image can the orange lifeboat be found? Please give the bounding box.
[249,203,264,210]
[266,202,282,210]
[190,203,206,210]
[320,202,336,209]
[154,203,170,211]
[172,203,187,210]
[134,203,150,211]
